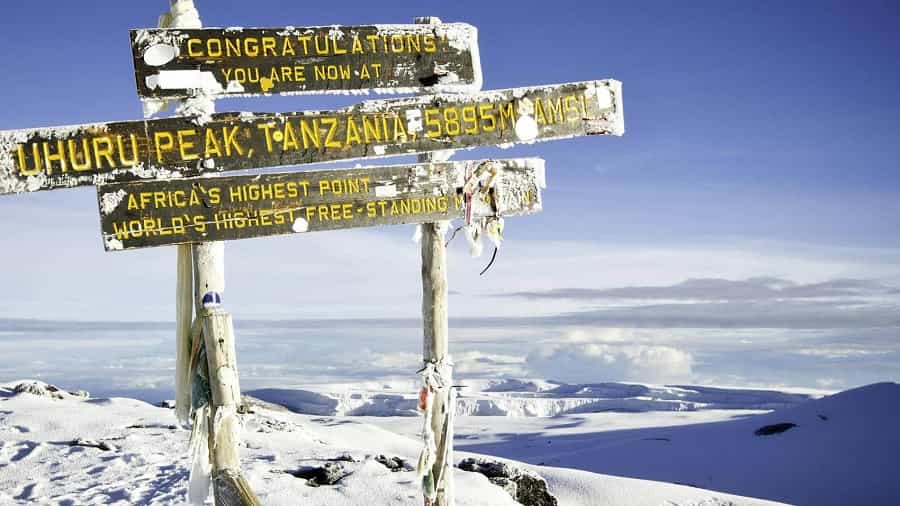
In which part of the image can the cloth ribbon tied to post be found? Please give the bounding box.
[445,160,506,275]
[416,358,456,504]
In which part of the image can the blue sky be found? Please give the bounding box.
[0,0,898,393]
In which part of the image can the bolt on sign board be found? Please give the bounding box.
[132,24,482,99]
[0,79,621,196]
[97,158,544,251]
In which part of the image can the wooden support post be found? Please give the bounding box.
[159,2,259,505]
[200,309,258,506]
[421,220,452,506]
[175,244,193,425]
[417,16,455,506]
[188,115,260,506]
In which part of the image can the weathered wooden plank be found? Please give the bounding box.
[202,311,260,506]
[1,79,620,196]
[131,24,482,99]
[97,158,544,251]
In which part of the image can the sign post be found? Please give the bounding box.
[96,159,544,249]
[0,79,622,196]
[157,2,261,506]
[130,23,482,100]
[0,2,624,502]
[416,16,454,506]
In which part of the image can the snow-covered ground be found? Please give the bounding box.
[1,378,897,505]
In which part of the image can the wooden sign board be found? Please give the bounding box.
[97,158,544,251]
[131,24,482,99]
[0,79,621,196]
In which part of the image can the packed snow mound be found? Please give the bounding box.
[248,380,816,417]
[0,379,782,505]
[457,382,900,506]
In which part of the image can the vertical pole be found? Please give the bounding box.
[194,245,259,505]
[421,220,452,506]
[175,243,193,425]
[159,2,259,505]
[416,16,454,506]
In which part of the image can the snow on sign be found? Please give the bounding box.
[96,158,544,251]
[131,24,482,99]
[0,80,620,196]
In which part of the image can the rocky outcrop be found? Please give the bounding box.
[12,381,88,400]
[458,457,557,506]
[289,462,350,487]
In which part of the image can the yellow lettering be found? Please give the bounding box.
[534,99,548,125]
[345,117,362,146]
[444,108,461,136]
[16,144,41,176]
[423,34,437,53]
[205,128,224,157]
[225,38,242,57]
[499,103,516,130]
[177,129,198,160]
[282,38,296,56]
[188,38,203,57]
[564,95,579,120]
[547,97,564,123]
[332,35,348,55]
[262,37,277,56]
[245,38,260,57]
[207,38,223,57]
[282,121,300,151]
[223,126,244,156]
[362,115,382,143]
[297,35,312,54]
[117,134,139,166]
[67,138,92,172]
[392,114,408,142]
[425,108,441,138]
[461,105,478,134]
[322,118,341,148]
[92,137,115,170]
[154,131,175,163]
[300,119,320,149]
[479,103,496,132]
[42,140,67,174]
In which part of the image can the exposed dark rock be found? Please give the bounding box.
[375,454,412,472]
[10,382,90,400]
[157,400,176,409]
[14,382,63,399]
[459,457,557,506]
[257,418,299,433]
[128,423,178,430]
[755,422,797,436]
[71,438,116,452]
[290,462,349,487]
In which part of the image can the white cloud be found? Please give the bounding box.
[792,347,893,359]
[526,342,694,384]
[452,351,528,377]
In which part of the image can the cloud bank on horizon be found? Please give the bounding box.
[0,226,897,396]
